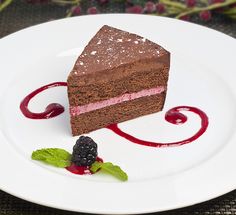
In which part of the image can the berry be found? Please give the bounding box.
[87,7,99,14]
[199,10,212,21]
[144,1,156,13]
[71,136,98,167]
[156,3,165,14]
[185,0,196,7]
[126,5,143,14]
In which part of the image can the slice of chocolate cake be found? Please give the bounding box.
[67,25,170,136]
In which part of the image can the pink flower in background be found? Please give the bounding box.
[87,7,99,15]
[71,6,81,16]
[156,3,165,14]
[179,15,190,21]
[126,5,143,14]
[186,0,196,7]
[144,1,156,13]
[199,10,212,21]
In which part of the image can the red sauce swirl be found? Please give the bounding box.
[107,106,208,147]
[20,82,67,119]
[20,83,209,148]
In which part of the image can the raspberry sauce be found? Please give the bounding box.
[20,82,209,148]
[66,157,103,175]
[107,106,208,147]
[20,82,67,119]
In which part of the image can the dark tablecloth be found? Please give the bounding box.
[0,1,236,215]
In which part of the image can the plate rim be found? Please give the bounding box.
[0,14,236,214]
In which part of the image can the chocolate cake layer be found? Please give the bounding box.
[70,93,166,136]
[68,64,169,106]
[67,53,169,87]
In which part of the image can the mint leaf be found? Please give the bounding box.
[90,161,103,172]
[90,161,128,181]
[32,148,71,168]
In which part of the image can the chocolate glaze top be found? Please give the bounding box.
[69,25,169,78]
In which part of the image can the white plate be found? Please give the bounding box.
[0,14,236,214]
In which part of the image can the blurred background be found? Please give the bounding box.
[0,0,235,38]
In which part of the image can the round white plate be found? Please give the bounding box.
[0,14,236,214]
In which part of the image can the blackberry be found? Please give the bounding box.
[71,136,98,166]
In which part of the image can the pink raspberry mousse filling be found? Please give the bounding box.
[70,86,165,116]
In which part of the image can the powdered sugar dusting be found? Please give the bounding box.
[91,51,97,55]
[73,25,167,76]
[141,38,146,42]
